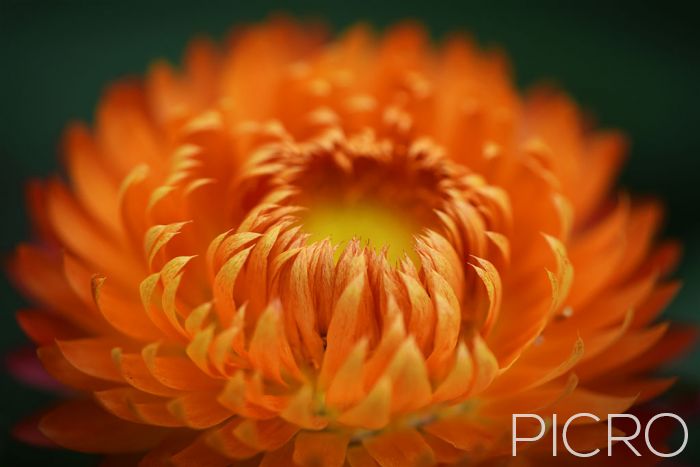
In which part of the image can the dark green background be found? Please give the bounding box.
[1,0,698,465]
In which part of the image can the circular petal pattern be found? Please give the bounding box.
[8,19,691,466]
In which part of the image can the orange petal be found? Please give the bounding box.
[233,418,298,451]
[169,436,233,467]
[320,273,370,387]
[93,275,162,341]
[280,384,327,430]
[168,391,232,429]
[16,310,81,345]
[385,338,432,413]
[56,338,124,382]
[326,339,368,409]
[37,345,113,391]
[206,419,260,460]
[293,431,350,467]
[113,350,181,397]
[338,377,391,430]
[40,400,167,453]
[142,343,220,391]
[347,445,381,467]
[363,429,435,467]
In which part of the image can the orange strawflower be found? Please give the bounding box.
[7,19,693,466]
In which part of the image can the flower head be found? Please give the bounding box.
[8,19,693,465]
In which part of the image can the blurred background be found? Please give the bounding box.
[1,0,698,465]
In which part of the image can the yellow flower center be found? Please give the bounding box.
[303,200,418,264]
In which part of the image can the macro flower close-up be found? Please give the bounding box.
[1,5,699,467]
